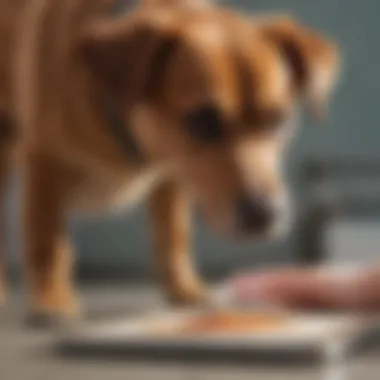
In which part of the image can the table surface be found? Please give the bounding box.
[1,285,380,380]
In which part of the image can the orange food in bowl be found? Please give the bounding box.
[179,311,287,335]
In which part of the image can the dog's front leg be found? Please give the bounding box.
[148,180,208,305]
[23,152,79,326]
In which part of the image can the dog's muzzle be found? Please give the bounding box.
[234,192,288,236]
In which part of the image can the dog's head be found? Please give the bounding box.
[79,3,340,238]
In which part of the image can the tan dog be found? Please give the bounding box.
[0,0,339,323]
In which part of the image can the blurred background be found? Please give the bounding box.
[3,1,380,379]
[4,0,380,283]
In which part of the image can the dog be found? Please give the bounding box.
[0,0,339,324]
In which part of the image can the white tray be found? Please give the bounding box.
[56,308,376,365]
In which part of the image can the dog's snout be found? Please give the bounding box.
[235,194,278,234]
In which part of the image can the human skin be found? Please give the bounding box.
[228,266,380,312]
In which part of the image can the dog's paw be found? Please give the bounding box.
[166,284,211,306]
[25,310,81,330]
[25,296,82,330]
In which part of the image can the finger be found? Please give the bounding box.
[231,266,380,311]
[231,269,319,305]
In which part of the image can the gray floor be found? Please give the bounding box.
[1,286,380,380]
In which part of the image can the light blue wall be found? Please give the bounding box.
[6,0,380,277]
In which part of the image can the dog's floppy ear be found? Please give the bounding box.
[78,14,180,105]
[259,16,340,121]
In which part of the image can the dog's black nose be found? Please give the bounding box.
[235,194,276,233]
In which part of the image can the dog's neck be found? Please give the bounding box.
[67,0,149,174]
[70,67,151,176]
[98,0,147,166]
[100,92,145,165]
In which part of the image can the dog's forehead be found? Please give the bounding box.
[176,15,291,111]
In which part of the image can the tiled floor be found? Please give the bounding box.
[0,285,379,380]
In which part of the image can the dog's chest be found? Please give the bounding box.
[68,167,164,213]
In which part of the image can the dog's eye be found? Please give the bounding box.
[184,105,224,143]
[249,107,291,136]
